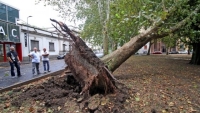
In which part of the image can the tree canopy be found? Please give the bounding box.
[36,0,199,45]
[36,0,200,68]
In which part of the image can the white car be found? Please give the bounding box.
[178,50,188,54]
[95,52,104,58]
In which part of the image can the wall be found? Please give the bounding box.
[137,42,150,54]
[150,39,166,53]
[19,24,70,61]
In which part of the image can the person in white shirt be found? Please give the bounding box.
[28,47,41,75]
[41,48,51,73]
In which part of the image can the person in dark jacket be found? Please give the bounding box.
[7,46,21,78]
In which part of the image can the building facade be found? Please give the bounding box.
[19,24,72,61]
[137,42,150,54]
[0,2,21,62]
[0,1,71,62]
[150,39,166,53]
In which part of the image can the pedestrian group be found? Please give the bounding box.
[7,46,51,78]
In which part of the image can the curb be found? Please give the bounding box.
[0,69,65,93]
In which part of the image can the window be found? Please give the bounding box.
[0,44,3,62]
[0,3,6,21]
[8,23,20,42]
[63,44,66,52]
[7,6,19,23]
[0,21,8,40]
[49,42,55,51]
[31,40,39,51]
[144,45,147,50]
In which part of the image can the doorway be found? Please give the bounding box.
[0,44,3,62]
[0,43,22,62]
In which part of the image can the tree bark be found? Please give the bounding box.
[104,0,110,55]
[103,25,109,55]
[190,42,200,65]
[102,34,154,72]
[112,41,118,51]
[98,0,110,55]
[166,47,169,55]
[147,40,153,55]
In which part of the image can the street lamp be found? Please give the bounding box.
[27,16,32,62]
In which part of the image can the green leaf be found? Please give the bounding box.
[135,97,140,101]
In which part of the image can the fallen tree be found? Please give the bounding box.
[51,19,117,96]
[49,4,200,96]
[102,4,200,72]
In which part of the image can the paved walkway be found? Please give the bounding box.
[0,59,66,89]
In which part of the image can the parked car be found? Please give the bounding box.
[95,52,104,58]
[178,50,188,54]
[135,52,139,55]
[169,51,179,54]
[152,51,162,54]
[57,53,67,59]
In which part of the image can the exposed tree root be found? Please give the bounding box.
[50,19,117,96]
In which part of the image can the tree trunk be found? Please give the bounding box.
[147,40,153,55]
[51,19,117,95]
[98,0,110,56]
[166,47,169,55]
[112,41,118,51]
[188,45,192,55]
[104,35,153,72]
[188,49,190,55]
[104,0,110,55]
[101,24,159,72]
[103,25,109,55]
[190,42,200,65]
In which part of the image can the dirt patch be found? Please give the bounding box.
[0,73,132,113]
[0,55,200,113]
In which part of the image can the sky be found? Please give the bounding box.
[0,0,68,29]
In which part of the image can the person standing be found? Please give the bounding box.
[7,46,22,78]
[41,48,51,73]
[28,47,41,75]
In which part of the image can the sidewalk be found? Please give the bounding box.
[0,59,66,89]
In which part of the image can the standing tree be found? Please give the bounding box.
[147,40,154,55]
[173,0,200,64]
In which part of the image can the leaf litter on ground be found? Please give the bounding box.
[0,54,200,113]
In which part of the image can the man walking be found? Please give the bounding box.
[41,48,50,73]
[7,46,21,78]
[28,47,41,75]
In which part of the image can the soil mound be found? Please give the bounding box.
[6,74,133,113]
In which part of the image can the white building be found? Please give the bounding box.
[18,24,72,61]
[0,1,72,62]
[136,42,150,54]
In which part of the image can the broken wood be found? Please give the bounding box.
[50,19,117,95]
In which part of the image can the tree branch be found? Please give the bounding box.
[142,14,155,23]
[151,4,200,39]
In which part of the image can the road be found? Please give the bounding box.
[0,59,66,89]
